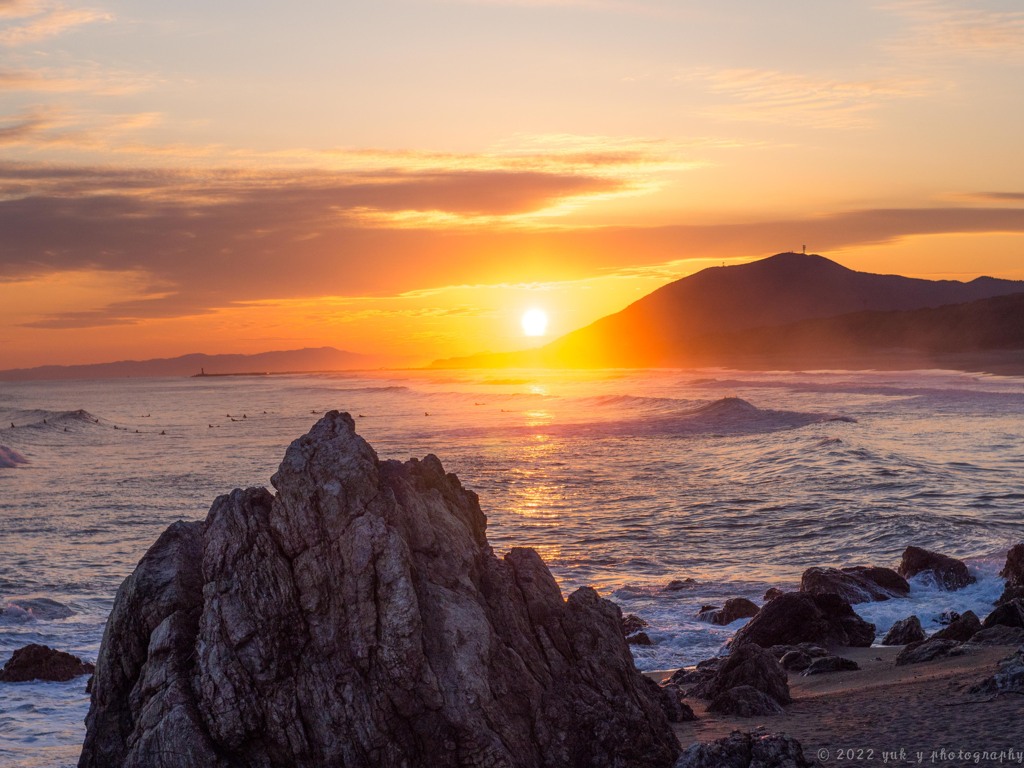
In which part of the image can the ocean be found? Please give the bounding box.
[1,368,1023,767]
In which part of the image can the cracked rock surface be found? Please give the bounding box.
[80,412,678,768]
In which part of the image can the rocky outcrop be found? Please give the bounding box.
[653,682,696,722]
[763,587,784,602]
[800,566,909,604]
[931,610,981,642]
[1001,543,1024,587]
[967,625,1024,645]
[982,598,1024,630]
[894,638,964,666]
[697,597,759,626]
[731,592,874,649]
[0,644,94,682]
[802,656,859,675]
[968,649,1024,696]
[881,616,925,645]
[79,412,679,768]
[707,686,784,717]
[692,644,790,708]
[897,546,974,590]
[627,632,653,645]
[675,731,820,768]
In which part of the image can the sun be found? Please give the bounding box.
[521,308,549,337]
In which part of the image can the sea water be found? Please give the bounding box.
[1,368,1023,767]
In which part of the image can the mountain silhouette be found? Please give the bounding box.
[434,253,1024,369]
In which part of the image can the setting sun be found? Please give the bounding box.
[521,308,549,337]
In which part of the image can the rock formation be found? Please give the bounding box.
[79,412,679,768]
[0,644,94,682]
[707,686,784,717]
[931,610,981,642]
[894,638,963,666]
[967,625,1024,645]
[969,649,1024,696]
[697,597,759,625]
[897,546,974,590]
[690,644,790,710]
[800,566,909,604]
[1001,543,1024,587]
[982,598,1024,630]
[731,592,874,649]
[881,616,925,645]
[675,731,820,768]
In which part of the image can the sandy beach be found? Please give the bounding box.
[657,644,1024,765]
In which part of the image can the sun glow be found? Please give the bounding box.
[521,308,549,337]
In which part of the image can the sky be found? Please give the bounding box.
[2,0,1024,368]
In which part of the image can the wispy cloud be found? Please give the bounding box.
[884,0,1024,60]
[0,4,111,46]
[685,68,925,129]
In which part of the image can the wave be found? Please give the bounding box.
[0,446,28,468]
[3,409,104,431]
[1,597,75,622]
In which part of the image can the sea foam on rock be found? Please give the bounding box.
[79,412,679,768]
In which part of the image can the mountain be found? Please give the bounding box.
[0,347,386,382]
[433,253,1024,369]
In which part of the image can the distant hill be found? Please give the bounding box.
[434,253,1024,370]
[0,347,386,382]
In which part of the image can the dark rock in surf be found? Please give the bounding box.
[732,592,875,649]
[79,412,678,768]
[931,610,981,642]
[1001,543,1024,587]
[693,644,790,705]
[627,632,653,645]
[697,597,760,626]
[763,587,784,601]
[801,656,859,675]
[897,546,974,590]
[967,625,1024,646]
[895,638,964,666]
[881,616,926,645]
[664,578,697,591]
[938,610,960,625]
[800,566,909,604]
[707,685,785,717]
[622,613,649,636]
[982,598,1024,630]
[675,731,819,768]
[0,644,94,682]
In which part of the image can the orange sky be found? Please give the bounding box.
[2,1,1024,368]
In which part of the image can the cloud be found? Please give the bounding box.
[0,108,53,143]
[686,68,925,129]
[4,159,1024,328]
[0,5,111,45]
[884,0,1024,60]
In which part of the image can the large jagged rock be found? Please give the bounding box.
[894,638,963,666]
[969,649,1024,696]
[80,412,679,768]
[897,546,974,590]
[675,731,820,768]
[731,592,874,649]
[0,644,94,682]
[800,566,909,604]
